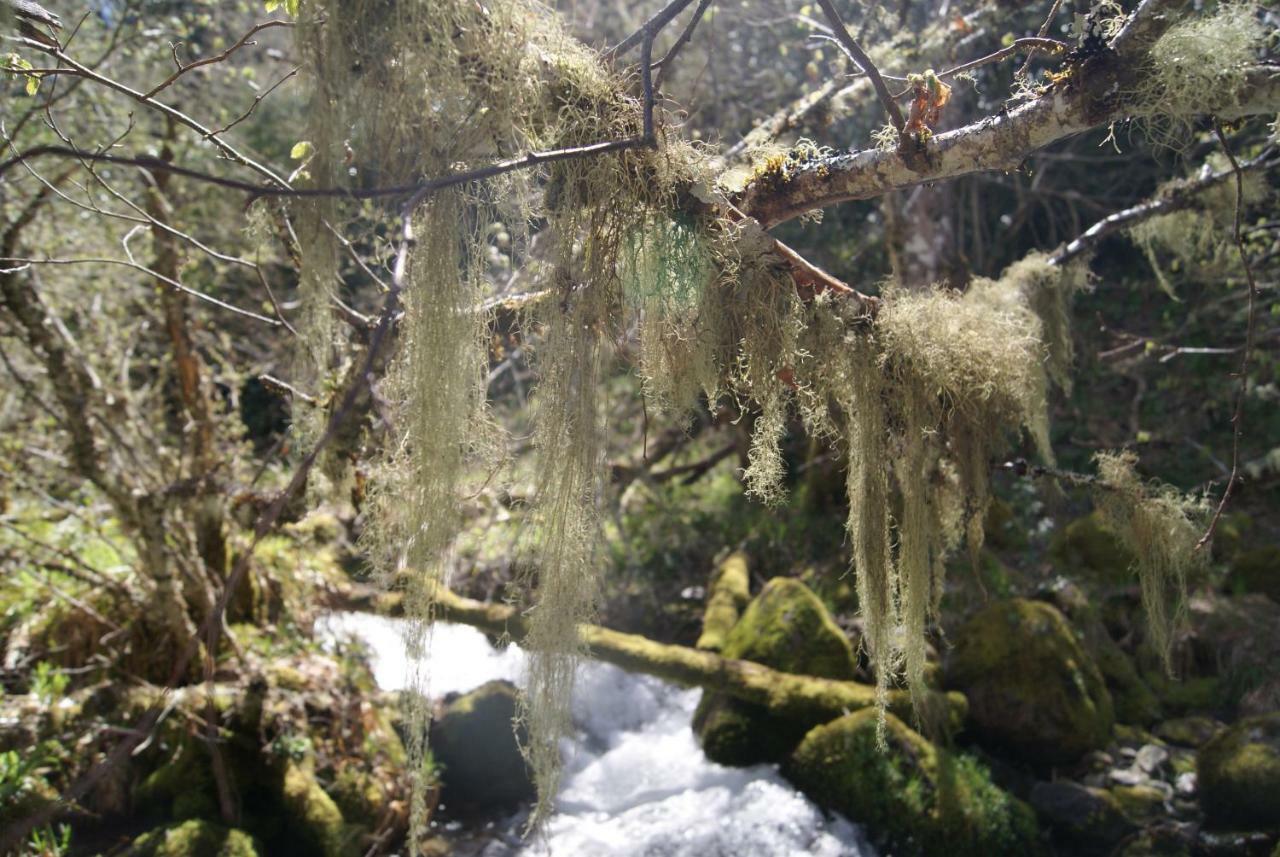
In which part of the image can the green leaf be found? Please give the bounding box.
[264,0,281,11]
[290,140,313,160]
[25,75,38,96]
[286,0,300,16]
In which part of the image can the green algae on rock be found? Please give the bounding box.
[786,709,1040,857]
[1196,713,1280,829]
[693,577,858,766]
[946,598,1113,765]
[127,821,260,857]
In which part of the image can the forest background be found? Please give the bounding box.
[1,0,1278,855]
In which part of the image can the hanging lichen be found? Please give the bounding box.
[1129,155,1270,298]
[1131,2,1265,147]
[1093,451,1208,673]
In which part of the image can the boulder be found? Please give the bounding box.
[430,680,534,808]
[127,821,259,857]
[693,577,858,766]
[786,709,1040,857]
[1048,512,1137,585]
[946,598,1114,765]
[1196,713,1280,829]
[1028,780,1134,850]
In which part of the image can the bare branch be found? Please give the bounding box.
[142,20,293,99]
[813,0,904,133]
[1197,124,1261,550]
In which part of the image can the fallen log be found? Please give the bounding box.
[332,583,968,736]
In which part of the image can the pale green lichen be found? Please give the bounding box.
[1093,451,1208,673]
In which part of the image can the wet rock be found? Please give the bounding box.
[1136,744,1171,776]
[1175,772,1196,796]
[1029,780,1134,849]
[694,577,858,766]
[1197,713,1280,829]
[946,598,1114,765]
[785,709,1040,857]
[430,679,534,808]
[127,820,260,857]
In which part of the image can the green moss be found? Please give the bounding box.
[1227,546,1280,604]
[1048,512,1138,584]
[946,598,1113,764]
[128,821,259,857]
[281,761,348,857]
[694,577,857,766]
[133,741,217,822]
[1155,715,1223,748]
[785,709,1040,857]
[695,552,751,652]
[1196,713,1280,829]
[1149,674,1222,716]
[722,577,857,677]
[1109,784,1166,824]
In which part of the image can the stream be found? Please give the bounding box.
[320,612,874,857]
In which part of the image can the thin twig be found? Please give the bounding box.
[0,256,280,325]
[653,0,713,89]
[1196,124,1260,551]
[1018,0,1064,79]
[143,20,293,99]
[813,0,904,133]
[0,139,649,202]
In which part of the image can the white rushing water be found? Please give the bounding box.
[319,613,874,857]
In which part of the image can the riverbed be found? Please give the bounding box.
[320,612,873,857]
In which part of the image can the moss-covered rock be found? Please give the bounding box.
[693,577,858,766]
[1196,713,1280,829]
[127,821,260,857]
[1049,512,1137,584]
[430,680,534,808]
[1028,780,1134,849]
[1154,716,1223,748]
[133,740,218,822]
[1228,546,1280,604]
[785,709,1040,857]
[1039,582,1161,726]
[1109,783,1167,824]
[281,761,348,857]
[946,598,1113,765]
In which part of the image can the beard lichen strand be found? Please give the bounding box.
[1130,2,1266,149]
[1093,451,1208,674]
[521,284,609,830]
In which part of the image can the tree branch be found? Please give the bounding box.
[738,64,1280,228]
[813,0,904,133]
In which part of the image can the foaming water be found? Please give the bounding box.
[319,612,874,857]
